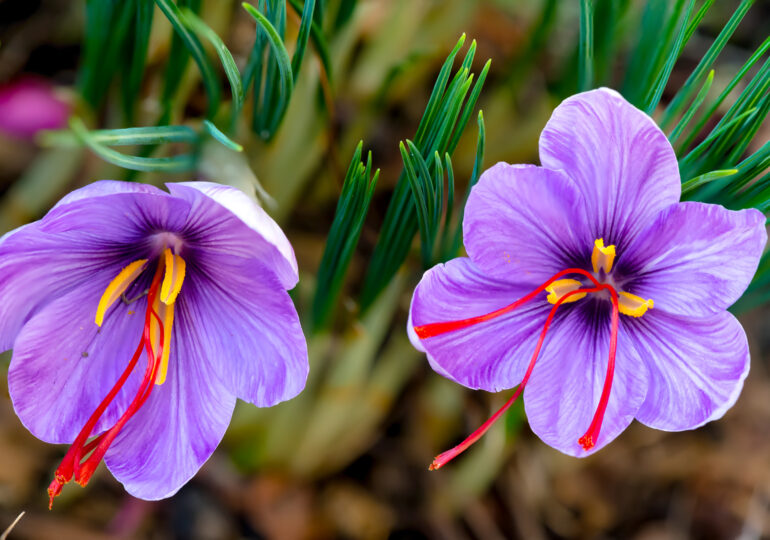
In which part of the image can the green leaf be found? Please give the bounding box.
[359,36,490,310]
[669,69,713,144]
[643,0,694,115]
[288,0,333,85]
[312,142,379,331]
[161,0,202,116]
[40,125,199,147]
[243,1,295,139]
[180,9,244,116]
[681,168,737,195]
[660,0,755,128]
[70,118,195,173]
[203,120,243,152]
[677,36,770,153]
[289,0,315,81]
[155,0,221,118]
[578,0,594,92]
[121,0,154,122]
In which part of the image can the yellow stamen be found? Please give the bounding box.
[618,291,654,318]
[546,279,587,304]
[591,238,616,274]
[95,259,148,327]
[148,292,175,385]
[160,248,186,305]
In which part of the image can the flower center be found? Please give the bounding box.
[47,248,187,508]
[414,239,653,469]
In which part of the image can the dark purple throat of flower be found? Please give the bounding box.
[414,239,653,470]
[47,248,186,509]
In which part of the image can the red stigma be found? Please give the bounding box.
[48,268,166,509]
[417,267,622,469]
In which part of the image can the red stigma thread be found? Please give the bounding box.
[578,286,619,451]
[418,268,621,470]
[414,268,601,339]
[48,268,166,509]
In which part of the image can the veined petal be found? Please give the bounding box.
[175,253,308,407]
[618,202,767,317]
[539,88,681,249]
[0,183,190,351]
[410,257,552,392]
[104,318,236,500]
[463,164,589,285]
[523,302,650,456]
[51,180,170,211]
[629,309,749,431]
[8,271,149,443]
[167,182,298,289]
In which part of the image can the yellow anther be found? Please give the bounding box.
[546,279,587,304]
[149,293,174,386]
[160,248,186,305]
[618,291,654,318]
[95,259,148,327]
[591,238,616,274]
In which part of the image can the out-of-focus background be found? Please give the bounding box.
[0,0,769,538]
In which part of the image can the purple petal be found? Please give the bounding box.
[176,253,308,407]
[167,182,298,289]
[629,309,749,431]
[8,271,148,443]
[539,88,680,248]
[618,202,767,317]
[523,304,650,457]
[51,180,170,210]
[0,183,189,351]
[104,317,236,500]
[410,257,553,392]
[463,164,589,285]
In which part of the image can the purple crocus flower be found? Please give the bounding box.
[408,88,767,468]
[0,181,308,505]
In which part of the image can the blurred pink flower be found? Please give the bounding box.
[0,76,70,140]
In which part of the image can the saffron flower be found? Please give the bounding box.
[408,88,766,467]
[0,181,308,505]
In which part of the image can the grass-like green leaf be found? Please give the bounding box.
[121,0,154,122]
[643,0,694,114]
[243,1,295,139]
[660,0,755,128]
[155,0,221,118]
[669,69,713,144]
[70,118,195,173]
[180,8,244,116]
[578,0,594,92]
[41,125,199,147]
[359,37,490,310]
[203,120,243,152]
[312,142,379,330]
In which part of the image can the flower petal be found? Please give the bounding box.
[104,318,236,500]
[539,88,681,249]
[463,164,589,285]
[0,184,189,351]
[167,182,298,289]
[618,202,767,317]
[175,253,308,407]
[523,301,650,456]
[410,257,553,392]
[629,309,749,431]
[7,272,149,443]
[50,180,170,211]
